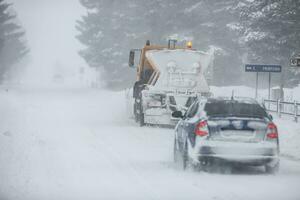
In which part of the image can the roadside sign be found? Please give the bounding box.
[245,64,281,100]
[290,57,300,67]
[245,64,282,73]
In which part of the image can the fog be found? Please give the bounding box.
[0,1,300,200]
[4,1,299,89]
[7,0,91,87]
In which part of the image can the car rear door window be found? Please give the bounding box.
[204,101,268,118]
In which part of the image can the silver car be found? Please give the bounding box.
[172,97,280,174]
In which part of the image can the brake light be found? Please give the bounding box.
[195,120,209,136]
[266,123,278,139]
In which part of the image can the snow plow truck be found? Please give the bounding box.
[126,40,214,126]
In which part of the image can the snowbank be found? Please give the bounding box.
[211,85,300,102]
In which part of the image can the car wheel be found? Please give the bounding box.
[182,143,199,171]
[173,138,179,163]
[137,97,145,127]
[182,142,189,170]
[265,161,280,174]
[219,164,233,174]
[174,140,188,170]
[134,103,138,122]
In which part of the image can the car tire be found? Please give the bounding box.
[182,143,199,171]
[182,142,189,170]
[173,138,179,163]
[265,161,280,174]
[174,140,188,170]
[137,97,145,127]
[134,103,138,122]
[219,164,233,174]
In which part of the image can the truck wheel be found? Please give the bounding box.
[139,112,145,127]
[137,96,145,127]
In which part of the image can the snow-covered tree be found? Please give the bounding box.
[180,0,245,85]
[240,0,300,86]
[0,0,28,82]
[77,0,299,88]
[77,0,246,88]
[77,0,146,88]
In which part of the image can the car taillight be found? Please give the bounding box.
[266,123,278,139]
[195,120,209,136]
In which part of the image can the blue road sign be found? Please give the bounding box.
[290,57,300,67]
[245,64,282,73]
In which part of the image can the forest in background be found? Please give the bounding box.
[0,0,28,83]
[76,0,300,89]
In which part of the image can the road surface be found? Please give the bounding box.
[0,87,300,200]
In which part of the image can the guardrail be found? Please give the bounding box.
[264,99,300,122]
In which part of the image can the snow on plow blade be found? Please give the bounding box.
[140,49,213,126]
[127,42,214,127]
[145,49,211,94]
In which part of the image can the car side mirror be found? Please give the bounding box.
[172,111,183,118]
[129,50,135,68]
[269,114,273,120]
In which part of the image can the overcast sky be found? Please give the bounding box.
[8,0,87,84]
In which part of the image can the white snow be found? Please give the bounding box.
[184,2,203,14]
[0,85,300,200]
[226,22,243,31]
[211,85,300,102]
[273,115,300,160]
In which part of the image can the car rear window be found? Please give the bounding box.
[204,101,268,118]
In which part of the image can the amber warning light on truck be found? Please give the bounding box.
[187,41,192,48]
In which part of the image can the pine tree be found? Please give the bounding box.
[0,0,28,82]
[78,0,300,88]
[77,0,145,88]
[240,0,300,86]
[77,0,246,88]
[175,0,245,85]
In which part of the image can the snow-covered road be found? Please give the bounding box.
[0,87,300,200]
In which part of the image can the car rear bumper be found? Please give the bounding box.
[193,140,279,166]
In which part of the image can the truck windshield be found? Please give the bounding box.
[204,101,268,119]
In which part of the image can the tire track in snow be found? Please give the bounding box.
[94,126,228,200]
[89,129,163,200]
